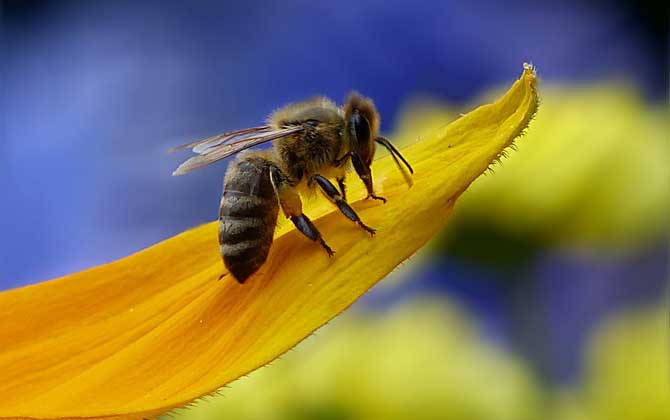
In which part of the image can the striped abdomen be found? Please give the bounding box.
[219,153,279,283]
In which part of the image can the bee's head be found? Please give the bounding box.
[343,92,414,180]
[344,92,380,166]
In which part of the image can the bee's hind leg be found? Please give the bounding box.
[311,174,376,236]
[269,166,334,257]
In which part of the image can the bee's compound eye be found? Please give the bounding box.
[351,110,370,145]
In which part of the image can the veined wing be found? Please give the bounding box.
[168,126,273,154]
[172,126,303,176]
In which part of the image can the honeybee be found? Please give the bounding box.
[171,92,413,283]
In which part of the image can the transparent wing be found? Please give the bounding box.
[172,126,303,176]
[169,125,274,155]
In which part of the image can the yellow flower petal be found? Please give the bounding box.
[0,64,538,419]
[172,300,541,420]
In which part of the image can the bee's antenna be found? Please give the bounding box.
[375,136,414,174]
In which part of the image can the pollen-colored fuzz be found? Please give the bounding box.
[0,65,538,419]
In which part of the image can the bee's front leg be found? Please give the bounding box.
[311,174,375,236]
[350,152,387,203]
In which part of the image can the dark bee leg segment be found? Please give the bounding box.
[350,152,387,203]
[290,215,334,256]
[312,175,375,236]
[269,166,335,256]
[336,177,347,201]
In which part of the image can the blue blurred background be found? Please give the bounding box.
[1,0,667,418]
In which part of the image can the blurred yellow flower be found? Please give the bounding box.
[0,65,538,419]
[396,84,668,252]
[168,300,542,420]
[555,305,669,420]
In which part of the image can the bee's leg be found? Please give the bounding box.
[350,152,387,203]
[336,177,347,201]
[269,166,334,256]
[312,175,376,236]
